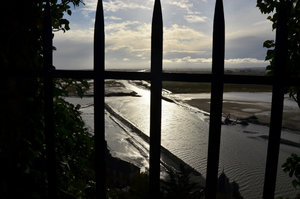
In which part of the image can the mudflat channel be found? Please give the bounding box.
[185,98,300,131]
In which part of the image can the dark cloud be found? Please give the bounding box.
[54,40,93,69]
[226,36,271,60]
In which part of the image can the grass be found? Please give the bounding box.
[162,81,272,93]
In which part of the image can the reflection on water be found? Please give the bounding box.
[69,80,300,199]
[105,81,300,199]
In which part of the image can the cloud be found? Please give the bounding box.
[106,22,210,57]
[53,0,274,70]
[80,0,152,16]
[163,56,266,70]
[106,21,140,32]
[167,0,204,15]
[225,35,270,60]
[164,56,211,64]
[164,24,210,54]
[53,19,212,69]
[225,58,265,64]
[53,39,93,70]
[80,0,97,17]
[105,21,212,69]
[166,0,208,27]
[105,16,122,21]
[184,15,207,23]
[168,1,192,10]
[106,22,151,52]
[224,58,267,68]
[103,0,151,12]
[54,28,94,42]
[53,28,94,69]
[164,57,265,65]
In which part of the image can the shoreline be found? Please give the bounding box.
[87,79,298,198]
[103,79,300,132]
[184,98,300,132]
[105,103,206,187]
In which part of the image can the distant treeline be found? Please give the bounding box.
[162,82,272,93]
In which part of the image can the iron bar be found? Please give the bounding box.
[51,70,295,86]
[149,0,163,198]
[94,0,106,198]
[263,1,288,198]
[205,0,225,198]
[43,1,57,198]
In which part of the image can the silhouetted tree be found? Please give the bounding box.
[256,0,300,108]
[161,164,204,199]
[0,1,97,198]
[257,2,300,198]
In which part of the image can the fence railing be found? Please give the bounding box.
[40,0,298,198]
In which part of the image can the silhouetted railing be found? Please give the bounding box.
[149,1,163,198]
[43,1,57,198]
[263,2,288,198]
[205,0,225,197]
[40,0,296,198]
[94,0,106,197]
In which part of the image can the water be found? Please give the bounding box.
[71,80,300,198]
[105,80,300,199]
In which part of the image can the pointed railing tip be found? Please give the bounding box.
[214,0,225,22]
[152,0,163,22]
[216,0,224,5]
[153,0,163,19]
[96,0,104,13]
[151,0,163,73]
[154,0,162,7]
[214,0,224,18]
[94,0,104,31]
[94,0,105,71]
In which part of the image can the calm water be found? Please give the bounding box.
[71,80,300,199]
[105,80,300,199]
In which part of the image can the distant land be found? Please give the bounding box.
[107,66,266,76]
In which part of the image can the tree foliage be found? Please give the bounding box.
[0,0,96,198]
[282,153,300,189]
[256,0,300,107]
[161,165,204,199]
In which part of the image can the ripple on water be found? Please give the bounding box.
[104,82,299,199]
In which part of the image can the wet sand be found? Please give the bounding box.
[185,98,300,132]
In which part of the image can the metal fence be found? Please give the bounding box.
[42,0,299,198]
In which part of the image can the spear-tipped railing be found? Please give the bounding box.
[263,1,288,198]
[149,0,163,198]
[205,0,225,198]
[94,0,106,198]
[43,1,57,198]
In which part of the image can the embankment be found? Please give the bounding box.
[105,103,205,187]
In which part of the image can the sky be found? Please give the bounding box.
[53,0,275,71]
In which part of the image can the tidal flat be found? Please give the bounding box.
[163,81,300,131]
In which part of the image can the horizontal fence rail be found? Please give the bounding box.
[3,70,300,86]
